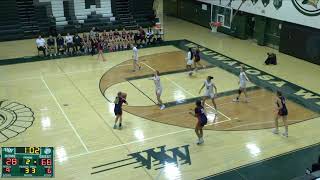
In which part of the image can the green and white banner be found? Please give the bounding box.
[198,0,320,29]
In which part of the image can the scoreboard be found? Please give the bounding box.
[1,147,54,178]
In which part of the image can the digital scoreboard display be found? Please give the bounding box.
[1,147,54,178]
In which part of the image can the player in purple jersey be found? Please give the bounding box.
[272,91,289,137]
[190,100,208,145]
[113,92,128,129]
[193,46,205,71]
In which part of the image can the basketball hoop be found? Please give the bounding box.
[209,22,222,33]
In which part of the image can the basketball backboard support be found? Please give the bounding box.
[211,4,233,29]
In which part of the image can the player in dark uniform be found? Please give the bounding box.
[193,46,204,71]
[114,92,128,130]
[272,91,289,137]
[97,38,106,62]
[47,35,56,56]
[190,100,208,145]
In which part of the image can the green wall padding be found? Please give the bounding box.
[254,16,267,46]
[163,0,178,16]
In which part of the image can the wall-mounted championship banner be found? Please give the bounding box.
[251,0,258,5]
[201,0,320,29]
[262,0,270,7]
[274,0,283,9]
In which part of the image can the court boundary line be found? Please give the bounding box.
[141,62,232,121]
[52,61,154,179]
[58,116,228,161]
[40,76,89,153]
[59,117,311,162]
[127,80,158,105]
[59,128,190,161]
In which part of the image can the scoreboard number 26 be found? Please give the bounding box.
[5,158,18,166]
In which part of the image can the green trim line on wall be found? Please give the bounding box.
[1,39,320,114]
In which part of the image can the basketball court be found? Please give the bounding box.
[1,12,320,180]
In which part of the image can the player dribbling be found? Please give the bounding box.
[233,65,250,103]
[199,76,218,110]
[113,92,128,130]
[190,100,208,145]
[149,70,165,110]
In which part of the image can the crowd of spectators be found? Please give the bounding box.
[36,26,164,57]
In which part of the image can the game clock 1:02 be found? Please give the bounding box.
[16,147,41,154]
[1,147,54,178]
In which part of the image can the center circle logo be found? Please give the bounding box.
[0,100,35,142]
[292,0,320,16]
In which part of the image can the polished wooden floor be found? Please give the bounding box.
[1,16,320,180]
[101,51,318,131]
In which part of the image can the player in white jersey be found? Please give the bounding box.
[149,70,165,110]
[199,76,217,110]
[132,44,141,72]
[185,48,194,76]
[233,65,250,102]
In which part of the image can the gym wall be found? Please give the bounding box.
[280,22,320,65]
[163,0,320,65]
[205,0,320,29]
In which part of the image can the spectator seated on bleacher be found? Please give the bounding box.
[138,26,146,47]
[65,33,74,56]
[47,35,56,56]
[82,33,90,54]
[121,28,127,39]
[146,27,155,45]
[73,33,83,54]
[90,37,98,56]
[34,26,164,58]
[36,35,47,56]
[155,28,164,43]
[56,34,65,55]
[89,27,97,39]
[128,30,135,48]
[265,53,277,65]
[102,30,108,39]
[134,31,140,45]
[114,29,120,37]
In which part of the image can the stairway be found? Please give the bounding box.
[131,0,155,28]
[16,0,40,38]
[113,0,137,29]
[0,0,24,41]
